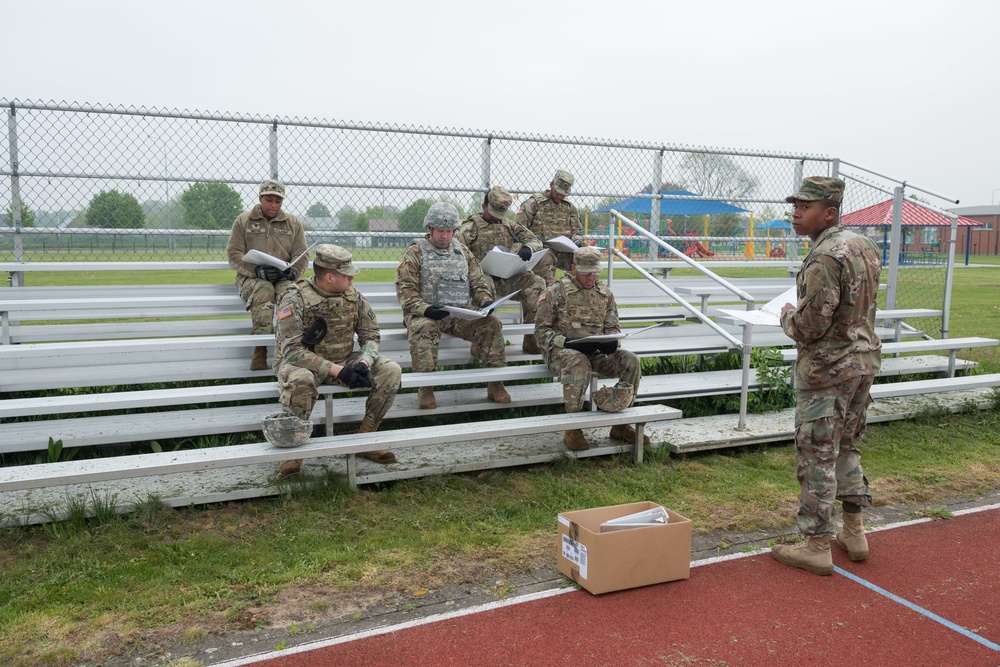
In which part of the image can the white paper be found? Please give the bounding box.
[543,235,580,253]
[442,290,521,320]
[479,247,550,279]
[600,505,669,532]
[574,323,662,343]
[243,242,318,270]
[717,286,797,327]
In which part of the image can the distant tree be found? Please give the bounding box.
[180,182,243,230]
[307,202,331,218]
[398,199,434,234]
[86,190,144,229]
[353,212,370,232]
[336,205,358,230]
[678,153,758,200]
[4,202,35,228]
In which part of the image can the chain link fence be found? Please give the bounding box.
[2,99,962,335]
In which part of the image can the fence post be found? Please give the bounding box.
[7,102,24,285]
[885,186,904,310]
[650,149,663,259]
[481,135,492,193]
[269,119,279,179]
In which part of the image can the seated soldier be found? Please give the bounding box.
[534,246,648,451]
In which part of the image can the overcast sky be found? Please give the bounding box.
[6,0,999,208]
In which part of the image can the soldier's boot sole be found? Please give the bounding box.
[770,537,833,576]
[250,346,269,371]
[610,424,650,446]
[418,387,437,410]
[277,459,302,477]
[487,382,511,404]
[563,429,591,452]
[835,512,869,561]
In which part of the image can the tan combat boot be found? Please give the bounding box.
[563,429,591,452]
[278,459,302,477]
[487,382,511,404]
[357,416,397,464]
[610,424,651,446]
[521,334,542,355]
[770,535,833,576]
[836,511,869,561]
[470,341,480,357]
[418,387,437,410]
[250,346,269,371]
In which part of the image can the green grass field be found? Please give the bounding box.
[0,261,998,666]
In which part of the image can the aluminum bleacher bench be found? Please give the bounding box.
[779,337,1000,378]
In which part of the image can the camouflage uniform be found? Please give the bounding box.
[396,236,506,372]
[457,210,546,324]
[534,262,641,414]
[274,277,401,425]
[226,185,309,335]
[780,181,882,538]
[517,170,585,285]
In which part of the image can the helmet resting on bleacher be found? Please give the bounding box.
[261,411,313,448]
[592,383,635,413]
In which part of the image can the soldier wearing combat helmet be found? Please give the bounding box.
[396,202,511,410]
[273,244,402,476]
[457,186,547,355]
[534,245,646,452]
[771,176,882,577]
[516,169,587,286]
[226,179,309,370]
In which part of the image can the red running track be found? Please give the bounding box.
[222,506,999,667]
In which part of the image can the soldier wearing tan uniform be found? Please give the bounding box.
[534,246,646,452]
[226,180,309,370]
[396,202,511,410]
[771,176,882,577]
[457,186,547,355]
[273,244,401,475]
[517,169,586,285]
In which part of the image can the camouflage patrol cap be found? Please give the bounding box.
[592,383,635,413]
[573,245,602,274]
[786,176,845,204]
[261,411,312,448]
[424,202,461,230]
[259,179,286,199]
[552,170,574,196]
[486,186,513,220]
[315,244,359,276]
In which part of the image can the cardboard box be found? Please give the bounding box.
[557,501,691,595]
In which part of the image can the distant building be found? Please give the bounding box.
[369,219,410,248]
[949,205,999,256]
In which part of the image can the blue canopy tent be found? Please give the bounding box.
[594,189,749,216]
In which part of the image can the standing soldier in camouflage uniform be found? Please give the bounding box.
[274,244,401,476]
[771,177,882,576]
[227,180,309,371]
[534,246,646,452]
[396,202,511,410]
[517,169,587,286]
[457,186,547,355]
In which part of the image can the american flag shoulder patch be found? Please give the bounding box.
[277,306,293,320]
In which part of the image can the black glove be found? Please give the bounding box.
[255,265,283,282]
[517,246,532,261]
[424,304,449,321]
[480,301,495,316]
[575,239,587,248]
[564,338,601,355]
[302,318,328,346]
[280,267,297,281]
[596,340,619,355]
[337,364,372,390]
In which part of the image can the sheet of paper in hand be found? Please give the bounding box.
[243,241,318,270]
[574,323,662,343]
[543,235,580,253]
[442,290,521,321]
[716,285,797,327]
[479,247,550,279]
